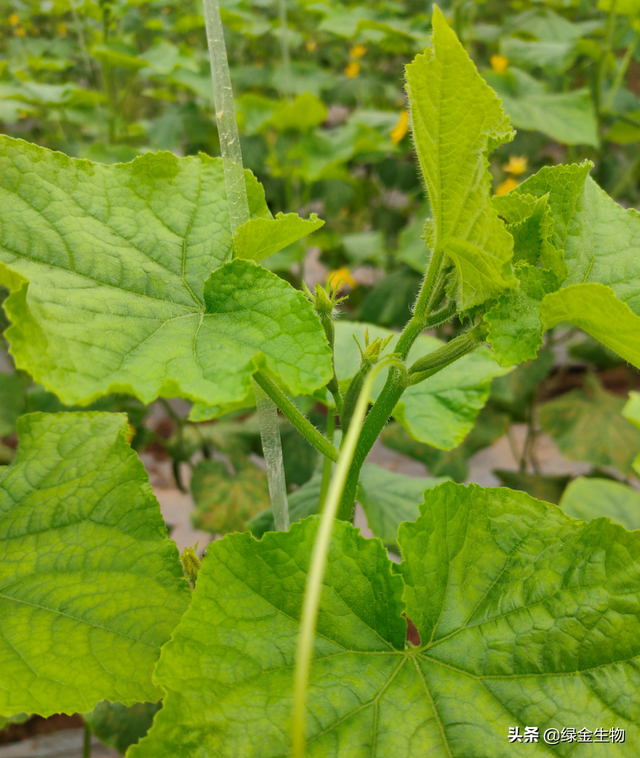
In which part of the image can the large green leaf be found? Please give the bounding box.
[406,7,516,309]
[0,412,190,717]
[538,377,640,476]
[560,477,640,531]
[0,137,332,406]
[333,322,510,450]
[131,483,640,756]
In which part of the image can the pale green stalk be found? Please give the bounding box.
[202,0,289,529]
[604,29,640,112]
[291,358,401,757]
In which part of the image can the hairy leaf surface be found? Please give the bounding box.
[132,483,640,756]
[406,7,516,309]
[0,413,190,717]
[0,137,332,405]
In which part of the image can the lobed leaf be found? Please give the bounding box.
[131,483,640,756]
[405,7,516,309]
[0,137,332,406]
[0,412,190,717]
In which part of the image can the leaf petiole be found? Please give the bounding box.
[253,372,339,462]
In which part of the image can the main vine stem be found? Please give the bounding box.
[203,0,290,530]
[335,247,485,522]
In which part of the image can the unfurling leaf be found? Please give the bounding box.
[233,212,324,262]
[406,7,516,309]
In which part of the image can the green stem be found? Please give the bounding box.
[83,722,92,758]
[336,365,408,522]
[341,360,375,435]
[336,326,485,522]
[291,360,396,758]
[318,408,335,511]
[202,0,249,233]
[255,381,289,531]
[604,30,639,112]
[253,372,338,462]
[597,0,619,116]
[395,248,446,359]
[203,0,289,527]
[407,324,486,383]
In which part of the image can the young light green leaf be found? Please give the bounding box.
[233,212,324,262]
[357,464,448,548]
[538,375,640,476]
[406,6,516,309]
[541,283,640,368]
[0,137,332,406]
[131,483,640,756]
[560,477,640,531]
[0,412,190,717]
[485,264,558,366]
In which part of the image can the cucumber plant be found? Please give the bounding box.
[1,6,640,756]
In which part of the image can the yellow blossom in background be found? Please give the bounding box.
[15,26,25,36]
[350,44,367,59]
[390,110,410,144]
[503,155,528,175]
[306,39,317,52]
[8,13,19,25]
[327,267,356,291]
[495,177,519,196]
[490,54,509,74]
[345,61,360,78]
[57,23,67,37]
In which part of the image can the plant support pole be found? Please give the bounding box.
[203,0,290,529]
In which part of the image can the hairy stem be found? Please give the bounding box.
[203,0,289,526]
[83,722,92,758]
[292,361,394,758]
[336,326,485,521]
[253,372,339,462]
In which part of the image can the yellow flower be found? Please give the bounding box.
[490,54,509,74]
[390,110,409,145]
[327,267,356,291]
[8,13,19,25]
[344,61,360,78]
[350,44,367,59]
[305,39,317,52]
[503,155,528,176]
[495,177,519,196]
[57,23,67,37]
[15,26,25,36]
